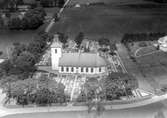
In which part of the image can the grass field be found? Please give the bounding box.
[135,51,167,87]
[119,40,167,90]
[123,40,167,89]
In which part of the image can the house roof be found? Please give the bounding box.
[158,36,167,44]
[59,53,108,67]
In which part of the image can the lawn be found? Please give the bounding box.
[117,42,167,93]
[125,41,157,56]
[135,51,167,87]
[123,41,167,89]
[48,3,167,42]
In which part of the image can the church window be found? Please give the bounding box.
[99,67,101,72]
[66,67,69,72]
[86,68,88,72]
[55,49,57,53]
[91,68,94,73]
[71,67,74,72]
[81,67,84,72]
[61,67,64,72]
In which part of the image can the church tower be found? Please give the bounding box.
[51,34,62,70]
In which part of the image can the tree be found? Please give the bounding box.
[110,41,117,52]
[98,48,109,53]
[35,88,51,105]
[38,31,53,43]
[14,51,36,69]
[53,13,59,21]
[20,18,28,30]
[8,17,22,30]
[0,60,13,76]
[77,90,87,102]
[2,77,37,106]
[58,33,68,48]
[84,77,99,101]
[8,50,36,79]
[57,0,65,8]
[98,37,110,46]
[37,74,66,104]
[11,42,27,58]
[74,32,84,48]
[8,6,46,30]
[100,73,136,101]
[40,0,55,7]
[0,42,38,79]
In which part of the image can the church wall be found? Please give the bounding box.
[58,66,107,74]
[51,47,62,70]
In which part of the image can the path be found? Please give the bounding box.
[115,51,128,73]
[108,55,118,72]
[70,75,78,101]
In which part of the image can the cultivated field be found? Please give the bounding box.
[49,3,167,42]
[67,0,152,6]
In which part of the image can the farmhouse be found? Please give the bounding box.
[51,41,108,75]
[158,36,167,52]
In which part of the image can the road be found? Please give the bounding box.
[1,99,167,118]
[1,92,167,117]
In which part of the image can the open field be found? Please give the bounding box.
[49,3,167,41]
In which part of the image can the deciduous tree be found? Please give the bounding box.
[74,32,84,48]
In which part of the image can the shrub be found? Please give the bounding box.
[0,51,3,56]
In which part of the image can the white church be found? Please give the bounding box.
[47,35,109,75]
